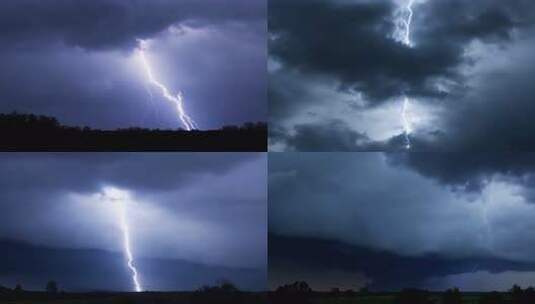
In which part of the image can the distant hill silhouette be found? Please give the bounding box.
[0,113,267,151]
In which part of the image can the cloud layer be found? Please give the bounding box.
[0,0,266,129]
[0,153,267,270]
[0,0,264,50]
[269,0,535,151]
[269,152,535,290]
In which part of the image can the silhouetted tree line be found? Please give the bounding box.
[188,280,267,304]
[269,282,535,304]
[276,281,313,294]
[0,279,267,304]
[0,280,62,301]
[271,281,313,304]
[0,112,267,151]
[393,285,535,304]
[508,285,535,304]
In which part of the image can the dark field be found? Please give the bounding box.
[0,291,268,304]
[268,293,484,304]
[268,285,535,304]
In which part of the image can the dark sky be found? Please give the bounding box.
[269,0,535,151]
[269,152,535,291]
[0,0,266,130]
[0,153,266,291]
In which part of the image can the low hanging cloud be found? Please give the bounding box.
[268,152,535,290]
[269,153,535,263]
[387,152,535,193]
[0,0,265,50]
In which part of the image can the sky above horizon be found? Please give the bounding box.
[0,0,266,130]
[0,153,267,291]
[269,152,535,291]
[269,0,535,151]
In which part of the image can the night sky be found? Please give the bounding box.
[269,153,535,291]
[0,153,266,291]
[269,0,535,151]
[0,0,266,130]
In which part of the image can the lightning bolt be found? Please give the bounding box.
[118,200,142,292]
[137,39,198,131]
[401,0,414,47]
[394,0,416,149]
[102,187,143,292]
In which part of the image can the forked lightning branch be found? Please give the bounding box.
[137,39,198,131]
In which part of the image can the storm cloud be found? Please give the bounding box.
[0,153,266,291]
[269,0,535,151]
[269,152,535,291]
[0,0,264,50]
[0,0,266,130]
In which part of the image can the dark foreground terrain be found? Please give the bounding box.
[0,113,267,151]
[269,292,483,304]
[0,290,267,304]
[269,282,535,304]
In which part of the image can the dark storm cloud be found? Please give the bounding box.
[269,153,483,255]
[269,120,392,151]
[0,0,266,129]
[269,234,535,291]
[406,36,535,152]
[270,120,370,151]
[269,0,535,151]
[269,153,535,290]
[0,0,264,50]
[0,153,266,276]
[0,153,257,193]
[269,0,526,104]
[387,153,535,193]
[386,50,535,179]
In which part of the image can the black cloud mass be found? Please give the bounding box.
[269,0,535,151]
[0,0,263,50]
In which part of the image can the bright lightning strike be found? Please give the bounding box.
[118,200,142,292]
[137,39,198,131]
[102,187,143,292]
[394,0,416,149]
[402,0,414,47]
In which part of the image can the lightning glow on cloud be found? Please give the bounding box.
[137,39,198,131]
